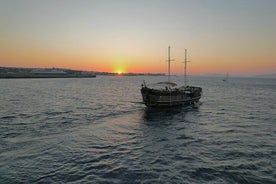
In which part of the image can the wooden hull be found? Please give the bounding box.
[141,86,202,107]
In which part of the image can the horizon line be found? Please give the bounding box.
[1,65,275,77]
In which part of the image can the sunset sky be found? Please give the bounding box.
[1,0,275,75]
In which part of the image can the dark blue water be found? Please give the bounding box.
[0,76,275,183]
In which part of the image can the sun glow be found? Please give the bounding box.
[116,70,123,75]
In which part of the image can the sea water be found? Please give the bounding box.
[0,75,275,183]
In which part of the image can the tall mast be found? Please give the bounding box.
[168,46,171,82]
[184,49,190,86]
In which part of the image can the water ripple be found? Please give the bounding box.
[0,76,275,183]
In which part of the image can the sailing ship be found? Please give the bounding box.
[141,46,202,107]
[222,73,229,82]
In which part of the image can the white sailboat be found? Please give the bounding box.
[222,73,229,82]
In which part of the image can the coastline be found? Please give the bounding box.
[0,73,96,79]
[0,66,165,78]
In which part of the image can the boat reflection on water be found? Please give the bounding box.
[142,104,201,125]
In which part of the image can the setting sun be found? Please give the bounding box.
[116,70,123,75]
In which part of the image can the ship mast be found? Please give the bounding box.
[168,46,171,82]
[184,49,190,86]
[167,46,174,82]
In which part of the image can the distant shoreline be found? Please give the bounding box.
[0,66,165,78]
[0,73,96,79]
[0,67,96,79]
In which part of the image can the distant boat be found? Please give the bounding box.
[222,73,229,82]
[141,47,202,107]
